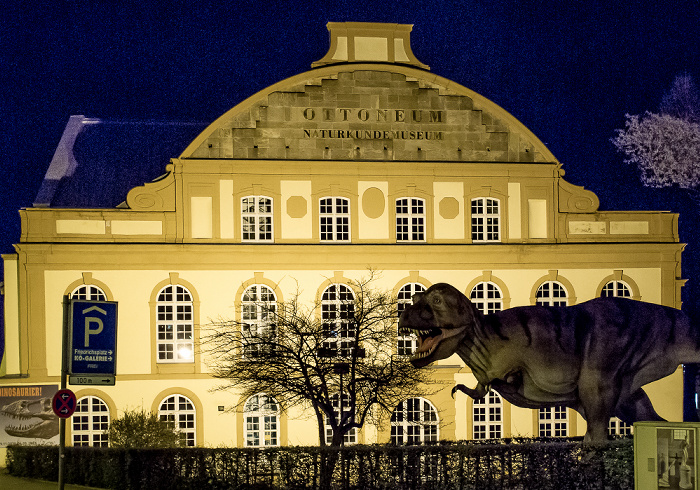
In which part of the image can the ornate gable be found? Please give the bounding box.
[183,66,556,164]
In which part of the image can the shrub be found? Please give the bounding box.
[107,408,181,448]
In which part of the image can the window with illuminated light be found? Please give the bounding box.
[391,397,439,444]
[396,198,425,242]
[320,197,350,242]
[536,281,569,307]
[158,394,196,446]
[70,285,107,301]
[397,283,425,356]
[538,406,568,437]
[72,396,109,447]
[471,197,500,242]
[156,285,194,363]
[242,285,277,358]
[473,391,503,439]
[470,282,503,314]
[244,394,280,447]
[241,196,273,242]
[321,284,355,357]
[601,280,632,298]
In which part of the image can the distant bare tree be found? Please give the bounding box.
[612,73,700,192]
[660,73,699,123]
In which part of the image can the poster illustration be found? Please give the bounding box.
[0,385,59,447]
[657,428,696,489]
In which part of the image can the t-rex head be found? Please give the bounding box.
[398,283,479,368]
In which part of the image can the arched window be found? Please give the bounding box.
[320,197,350,242]
[159,394,196,447]
[538,406,568,437]
[241,196,273,242]
[156,285,194,363]
[536,281,569,307]
[473,391,503,439]
[470,282,503,314]
[242,285,277,357]
[601,280,632,298]
[397,283,425,356]
[396,198,425,242]
[471,197,500,242]
[321,284,355,357]
[244,394,280,447]
[70,285,107,301]
[325,393,357,445]
[391,397,439,444]
[72,396,109,447]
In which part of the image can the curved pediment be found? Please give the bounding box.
[181,64,558,164]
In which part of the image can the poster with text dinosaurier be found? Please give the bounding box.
[0,385,59,446]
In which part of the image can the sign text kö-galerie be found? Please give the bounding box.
[302,108,445,141]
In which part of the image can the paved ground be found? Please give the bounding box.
[0,468,103,489]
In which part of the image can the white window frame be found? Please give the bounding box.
[391,397,439,444]
[471,197,500,242]
[72,396,109,447]
[536,281,569,307]
[396,197,426,242]
[241,285,277,358]
[159,394,196,447]
[397,283,425,356]
[320,197,350,242]
[473,391,503,439]
[608,417,633,436]
[470,282,503,314]
[241,196,273,242]
[601,280,632,298]
[321,284,356,357]
[244,394,280,447]
[538,406,568,437]
[70,285,107,301]
[325,393,357,445]
[156,285,194,363]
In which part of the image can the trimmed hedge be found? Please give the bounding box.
[6,438,633,489]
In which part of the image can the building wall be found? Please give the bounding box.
[0,26,687,454]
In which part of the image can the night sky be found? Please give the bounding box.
[2,1,699,310]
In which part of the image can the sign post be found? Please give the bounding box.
[59,297,118,490]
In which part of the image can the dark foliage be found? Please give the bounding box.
[6,438,633,489]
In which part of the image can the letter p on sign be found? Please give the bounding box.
[83,306,106,347]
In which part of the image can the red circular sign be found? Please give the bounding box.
[52,389,77,418]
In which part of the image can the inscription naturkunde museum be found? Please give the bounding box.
[302,107,445,140]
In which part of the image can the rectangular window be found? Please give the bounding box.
[320,197,350,242]
[471,198,500,242]
[396,198,425,242]
[539,406,568,437]
[241,196,273,242]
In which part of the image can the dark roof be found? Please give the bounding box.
[34,116,208,208]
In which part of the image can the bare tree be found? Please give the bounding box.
[612,111,700,189]
[660,73,699,123]
[203,272,436,449]
[612,73,700,192]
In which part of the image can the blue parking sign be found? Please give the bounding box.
[70,300,118,376]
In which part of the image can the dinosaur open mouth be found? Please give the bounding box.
[399,327,443,360]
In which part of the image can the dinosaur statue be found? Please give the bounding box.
[1,397,59,439]
[398,283,700,442]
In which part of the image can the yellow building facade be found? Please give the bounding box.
[0,22,686,453]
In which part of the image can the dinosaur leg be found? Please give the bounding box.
[616,388,665,424]
[577,368,620,442]
[451,382,489,400]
